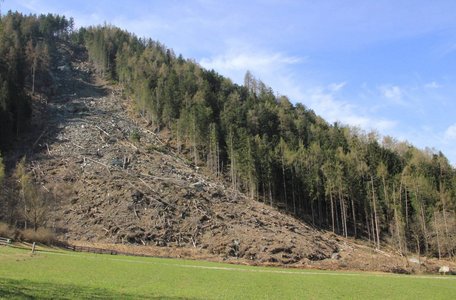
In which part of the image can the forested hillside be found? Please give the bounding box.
[81,25,456,258]
[0,11,73,150]
[0,13,455,259]
[0,11,73,231]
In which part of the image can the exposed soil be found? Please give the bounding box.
[9,42,456,274]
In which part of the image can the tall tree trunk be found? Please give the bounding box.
[400,174,409,228]
[434,211,441,260]
[281,154,288,211]
[32,65,36,95]
[339,188,347,238]
[418,192,429,255]
[439,163,450,243]
[192,117,198,165]
[381,174,389,220]
[399,179,408,253]
[216,144,220,178]
[439,184,450,258]
[318,194,323,227]
[371,211,376,247]
[330,186,335,233]
[291,174,296,215]
[33,210,37,232]
[297,188,302,218]
[392,185,402,253]
[22,187,28,230]
[335,198,340,234]
[413,184,428,255]
[371,176,380,249]
[351,194,357,237]
[228,129,236,190]
[262,182,266,203]
[311,198,315,226]
[365,203,371,243]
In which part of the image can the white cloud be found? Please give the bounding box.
[200,49,303,84]
[198,43,308,102]
[444,124,456,141]
[302,87,397,132]
[379,85,405,104]
[440,42,456,57]
[201,52,301,72]
[111,16,172,37]
[441,125,456,166]
[15,0,40,12]
[328,82,346,92]
[424,81,442,89]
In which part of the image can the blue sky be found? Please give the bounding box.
[3,0,456,165]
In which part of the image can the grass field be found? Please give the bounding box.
[0,246,455,299]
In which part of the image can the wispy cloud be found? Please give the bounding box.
[379,85,406,105]
[200,49,303,84]
[444,123,456,141]
[111,16,172,36]
[201,52,302,72]
[9,0,103,28]
[328,82,346,92]
[441,124,456,166]
[199,45,307,88]
[301,87,397,132]
[424,81,442,89]
[439,42,456,57]
[14,0,40,12]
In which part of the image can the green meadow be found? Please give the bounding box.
[0,246,455,299]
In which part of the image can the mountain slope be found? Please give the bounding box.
[18,42,451,274]
[33,43,339,262]
[1,13,454,273]
[82,25,456,260]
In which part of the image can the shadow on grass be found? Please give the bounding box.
[0,277,199,299]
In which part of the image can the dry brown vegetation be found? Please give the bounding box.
[0,223,14,239]
[19,228,56,244]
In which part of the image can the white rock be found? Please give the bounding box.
[408,257,420,264]
[439,266,450,275]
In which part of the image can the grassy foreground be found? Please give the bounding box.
[0,246,455,299]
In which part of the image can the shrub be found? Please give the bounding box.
[130,130,141,143]
[0,222,14,239]
[20,228,56,244]
[146,144,168,154]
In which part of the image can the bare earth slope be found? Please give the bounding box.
[22,44,454,274]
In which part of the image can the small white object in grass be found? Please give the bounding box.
[439,266,450,275]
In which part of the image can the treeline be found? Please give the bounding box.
[81,25,456,258]
[0,12,74,232]
[0,11,73,150]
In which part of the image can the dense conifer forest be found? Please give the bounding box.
[0,11,73,150]
[0,12,455,258]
